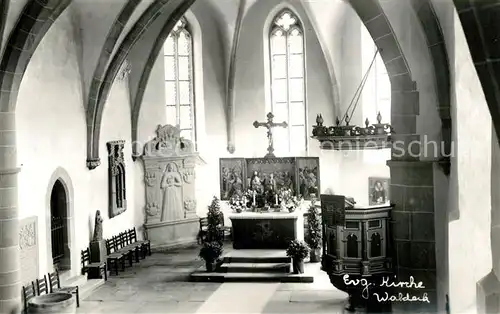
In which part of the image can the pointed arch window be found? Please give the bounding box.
[163,17,196,144]
[269,10,306,155]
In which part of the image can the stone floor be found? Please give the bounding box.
[77,245,348,313]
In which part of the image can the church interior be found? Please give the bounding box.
[1,0,499,313]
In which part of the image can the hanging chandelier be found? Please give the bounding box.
[311,49,394,151]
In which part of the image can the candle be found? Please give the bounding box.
[252,191,256,206]
[275,194,278,205]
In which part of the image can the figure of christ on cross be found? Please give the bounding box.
[253,112,288,158]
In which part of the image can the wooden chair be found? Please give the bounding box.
[81,247,108,281]
[197,217,208,244]
[35,275,49,295]
[121,231,142,262]
[47,270,80,307]
[22,281,36,313]
[218,212,232,241]
[127,227,151,257]
[114,234,134,267]
[105,238,125,275]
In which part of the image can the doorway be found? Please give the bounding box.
[50,179,70,271]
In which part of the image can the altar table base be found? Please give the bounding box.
[229,212,303,250]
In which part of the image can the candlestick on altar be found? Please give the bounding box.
[252,191,256,206]
[275,194,278,206]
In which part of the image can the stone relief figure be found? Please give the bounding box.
[160,163,183,221]
[92,210,103,241]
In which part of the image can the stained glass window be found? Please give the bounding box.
[269,10,306,155]
[163,17,196,144]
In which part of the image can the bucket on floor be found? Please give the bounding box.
[28,293,76,314]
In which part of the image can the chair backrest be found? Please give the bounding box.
[218,212,225,227]
[47,271,60,292]
[81,248,91,267]
[22,281,36,308]
[120,232,129,246]
[128,228,138,242]
[105,238,115,254]
[36,275,48,295]
[113,235,123,249]
[199,217,208,229]
[118,232,128,247]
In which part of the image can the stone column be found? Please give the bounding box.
[0,112,21,313]
[388,82,438,312]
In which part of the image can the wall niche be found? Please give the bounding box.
[107,140,126,218]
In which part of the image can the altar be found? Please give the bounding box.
[229,211,304,249]
[221,112,319,250]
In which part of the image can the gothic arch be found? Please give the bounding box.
[0,0,71,112]
[44,167,77,277]
[86,0,195,169]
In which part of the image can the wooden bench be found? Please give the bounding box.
[119,231,142,262]
[21,281,36,313]
[81,247,107,281]
[105,237,126,275]
[127,227,151,257]
[47,270,80,307]
[114,234,134,267]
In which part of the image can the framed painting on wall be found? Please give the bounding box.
[368,177,390,205]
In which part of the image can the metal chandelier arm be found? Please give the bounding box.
[341,48,380,125]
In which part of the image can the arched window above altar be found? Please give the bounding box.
[164,17,196,145]
[268,10,307,155]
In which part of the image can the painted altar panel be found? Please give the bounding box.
[246,158,296,194]
[220,158,247,201]
[219,157,319,200]
[296,157,320,200]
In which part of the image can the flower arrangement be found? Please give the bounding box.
[278,188,303,212]
[229,194,246,213]
[199,241,223,262]
[286,239,309,274]
[286,239,310,260]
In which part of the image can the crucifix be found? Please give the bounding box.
[253,112,288,158]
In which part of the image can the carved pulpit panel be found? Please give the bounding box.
[107,140,126,218]
[142,125,201,225]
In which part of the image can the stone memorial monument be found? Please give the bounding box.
[141,124,204,250]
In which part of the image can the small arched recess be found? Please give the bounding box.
[45,167,77,277]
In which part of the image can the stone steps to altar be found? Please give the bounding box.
[219,262,291,273]
[189,249,314,283]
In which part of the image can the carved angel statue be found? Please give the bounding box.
[92,210,103,241]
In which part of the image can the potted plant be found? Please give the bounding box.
[199,196,224,271]
[305,200,322,262]
[286,240,310,274]
[199,241,223,272]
